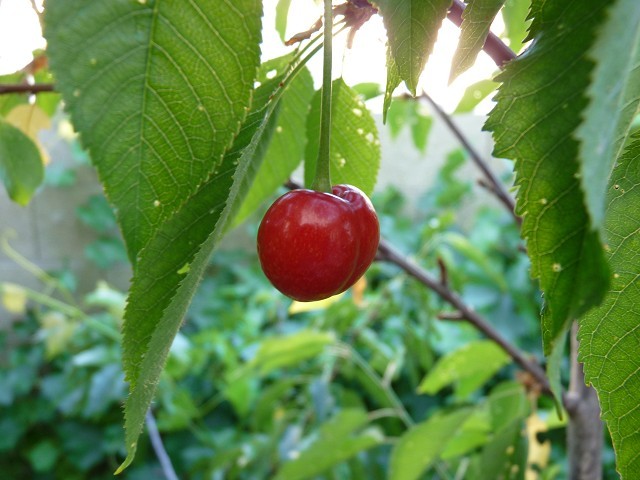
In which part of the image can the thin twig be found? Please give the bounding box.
[418,91,521,225]
[0,83,55,95]
[447,0,517,68]
[145,410,180,480]
[377,239,553,397]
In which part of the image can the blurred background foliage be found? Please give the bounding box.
[0,140,617,478]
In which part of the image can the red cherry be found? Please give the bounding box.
[257,184,380,302]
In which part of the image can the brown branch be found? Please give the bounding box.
[0,83,55,95]
[447,0,517,68]
[564,323,603,480]
[418,91,521,225]
[145,410,179,480]
[376,239,553,397]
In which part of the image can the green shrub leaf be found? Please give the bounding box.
[376,0,451,96]
[575,0,640,231]
[116,59,300,473]
[578,136,640,479]
[304,79,380,195]
[275,409,383,480]
[484,0,611,363]
[250,330,335,375]
[45,0,261,262]
[0,120,43,206]
[450,0,506,82]
[417,340,510,397]
[454,79,498,113]
[389,408,473,480]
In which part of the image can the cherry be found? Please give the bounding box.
[257,184,380,302]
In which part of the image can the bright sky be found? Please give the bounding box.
[0,0,500,112]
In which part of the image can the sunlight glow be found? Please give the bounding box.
[0,0,500,112]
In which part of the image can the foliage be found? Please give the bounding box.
[0,0,638,476]
[2,172,595,479]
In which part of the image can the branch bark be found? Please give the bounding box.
[0,83,55,95]
[418,91,520,225]
[564,323,603,480]
[145,410,180,480]
[376,239,552,397]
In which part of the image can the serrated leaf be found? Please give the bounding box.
[383,48,402,122]
[484,0,610,360]
[450,0,506,82]
[575,0,640,232]
[501,0,531,53]
[275,409,383,480]
[116,55,301,473]
[454,78,497,113]
[389,408,473,480]
[45,0,261,263]
[0,119,44,205]
[417,340,510,397]
[578,136,640,480]
[234,57,314,225]
[375,0,452,95]
[304,79,380,195]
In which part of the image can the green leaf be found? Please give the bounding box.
[467,420,527,480]
[417,340,510,397]
[501,0,531,53]
[575,0,640,231]
[389,408,473,480]
[383,49,402,122]
[250,330,336,375]
[275,409,383,480]
[440,408,490,459]
[454,78,497,113]
[234,57,314,225]
[276,0,293,41]
[304,79,380,195]
[376,0,452,95]
[0,73,27,116]
[578,136,640,479]
[484,0,611,360]
[117,55,299,474]
[487,381,529,432]
[440,232,508,290]
[352,82,383,101]
[0,119,43,205]
[410,107,432,153]
[45,0,261,262]
[450,0,506,82]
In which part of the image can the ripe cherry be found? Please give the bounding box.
[257,184,380,302]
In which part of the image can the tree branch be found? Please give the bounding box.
[376,239,553,397]
[564,322,603,480]
[0,83,55,95]
[447,0,517,68]
[418,91,520,224]
[145,410,179,480]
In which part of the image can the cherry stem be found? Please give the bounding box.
[311,0,334,193]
